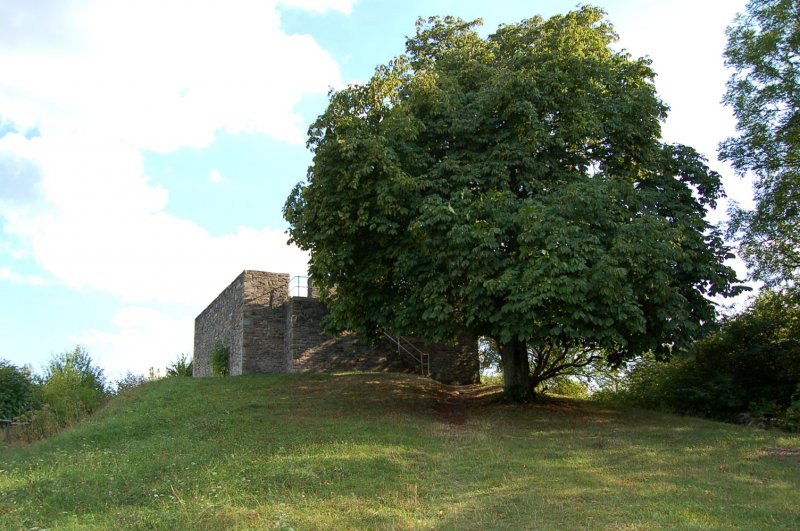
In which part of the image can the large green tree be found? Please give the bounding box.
[720,0,800,290]
[285,7,741,400]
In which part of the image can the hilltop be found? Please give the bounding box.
[1,373,798,529]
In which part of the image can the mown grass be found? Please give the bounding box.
[1,373,798,530]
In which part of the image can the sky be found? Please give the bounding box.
[0,0,751,381]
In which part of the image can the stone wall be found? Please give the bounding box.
[193,272,246,377]
[241,271,290,374]
[287,297,412,374]
[407,335,481,385]
[194,270,481,384]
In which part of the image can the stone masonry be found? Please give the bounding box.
[194,270,480,384]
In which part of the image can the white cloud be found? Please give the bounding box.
[3,133,309,306]
[0,0,350,152]
[75,306,195,380]
[209,168,228,184]
[609,0,755,227]
[0,266,46,286]
[0,0,335,375]
[280,0,355,14]
[0,132,44,208]
[0,0,324,306]
[610,2,744,151]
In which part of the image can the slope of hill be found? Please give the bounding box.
[1,373,798,529]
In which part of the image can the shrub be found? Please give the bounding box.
[166,353,193,377]
[776,385,800,433]
[0,360,38,421]
[114,372,148,395]
[596,356,685,410]
[671,291,800,423]
[14,404,61,443]
[544,376,589,399]
[481,372,503,385]
[42,370,93,422]
[595,291,800,431]
[41,345,107,425]
[210,341,229,376]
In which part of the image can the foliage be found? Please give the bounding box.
[778,385,800,432]
[41,345,107,424]
[166,353,194,377]
[41,371,98,423]
[43,345,107,394]
[12,405,62,443]
[597,292,800,430]
[210,341,229,376]
[480,337,602,392]
[479,372,503,385]
[542,376,589,399]
[285,7,742,400]
[577,358,635,396]
[114,372,148,395]
[720,0,800,289]
[478,337,500,374]
[591,354,681,409]
[1,374,798,528]
[0,360,38,421]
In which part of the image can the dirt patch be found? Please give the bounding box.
[433,384,499,425]
[762,446,800,465]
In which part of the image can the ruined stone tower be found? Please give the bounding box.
[193,270,480,384]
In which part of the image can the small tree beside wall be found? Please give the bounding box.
[210,341,230,376]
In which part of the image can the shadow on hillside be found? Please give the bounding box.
[2,373,798,529]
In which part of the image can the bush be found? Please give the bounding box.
[544,376,589,399]
[0,360,38,421]
[41,345,108,425]
[210,341,229,376]
[674,292,800,423]
[596,291,800,431]
[481,372,503,385]
[14,404,61,443]
[776,385,800,432]
[114,372,148,395]
[593,356,683,409]
[166,353,193,377]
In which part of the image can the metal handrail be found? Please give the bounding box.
[383,332,430,376]
[289,276,311,297]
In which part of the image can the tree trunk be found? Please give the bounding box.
[498,337,533,401]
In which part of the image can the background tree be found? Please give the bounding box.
[285,7,742,400]
[720,0,800,290]
[0,360,39,421]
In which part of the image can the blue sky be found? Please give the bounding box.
[0,0,750,380]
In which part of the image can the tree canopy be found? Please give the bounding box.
[720,0,800,290]
[285,7,742,400]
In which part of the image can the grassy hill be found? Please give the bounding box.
[1,373,798,530]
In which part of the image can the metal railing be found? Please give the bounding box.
[383,332,430,376]
[289,276,312,298]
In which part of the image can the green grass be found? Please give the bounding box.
[1,373,798,530]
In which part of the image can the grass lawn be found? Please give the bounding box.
[1,373,798,529]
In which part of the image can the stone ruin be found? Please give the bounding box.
[193,270,480,384]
